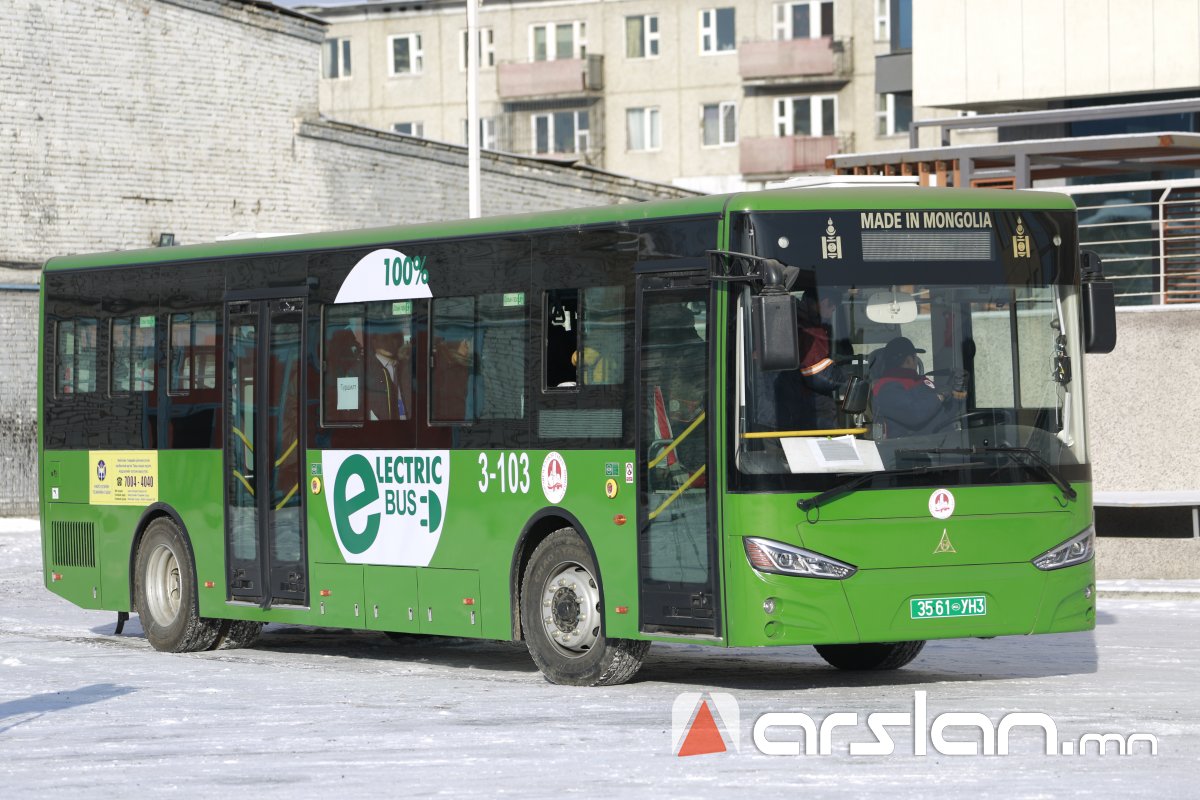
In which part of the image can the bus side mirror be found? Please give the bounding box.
[752,293,801,371]
[1080,250,1117,354]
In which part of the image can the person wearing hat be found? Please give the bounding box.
[871,336,964,438]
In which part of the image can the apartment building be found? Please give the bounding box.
[303,0,923,191]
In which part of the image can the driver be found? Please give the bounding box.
[872,337,965,438]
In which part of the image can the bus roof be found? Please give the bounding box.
[43,186,1075,272]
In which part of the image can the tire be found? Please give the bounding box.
[814,641,926,671]
[212,620,264,650]
[134,517,222,653]
[520,528,649,686]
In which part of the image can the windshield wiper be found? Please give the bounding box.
[895,446,1076,501]
[797,462,986,513]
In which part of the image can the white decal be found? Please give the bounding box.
[541,451,568,504]
[929,489,955,520]
[334,248,431,304]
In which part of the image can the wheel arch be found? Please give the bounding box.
[128,503,200,610]
[508,507,605,642]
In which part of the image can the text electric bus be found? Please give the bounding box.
[39,187,1116,685]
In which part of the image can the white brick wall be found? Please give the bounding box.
[0,0,692,514]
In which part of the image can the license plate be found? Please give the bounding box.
[910,595,987,619]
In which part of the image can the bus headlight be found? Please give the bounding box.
[743,537,857,580]
[1032,526,1095,571]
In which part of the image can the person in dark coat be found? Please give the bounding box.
[871,336,963,438]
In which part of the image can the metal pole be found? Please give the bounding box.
[466,0,481,219]
[1159,187,1170,304]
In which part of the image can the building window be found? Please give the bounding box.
[626,14,660,58]
[626,107,662,151]
[875,0,890,41]
[323,38,352,79]
[702,102,737,147]
[462,117,498,150]
[875,92,912,136]
[393,122,425,137]
[531,21,586,61]
[699,8,736,54]
[460,27,495,70]
[533,110,589,154]
[775,95,838,136]
[891,0,912,51]
[389,33,424,76]
[773,1,833,40]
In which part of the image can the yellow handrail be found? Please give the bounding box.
[742,428,868,439]
[648,411,706,469]
[275,483,299,510]
[648,465,707,521]
[274,438,298,468]
[233,470,254,497]
[232,426,254,454]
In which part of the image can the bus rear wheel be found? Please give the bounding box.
[134,517,221,653]
[814,641,926,671]
[520,528,649,686]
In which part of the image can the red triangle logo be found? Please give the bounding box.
[677,700,727,757]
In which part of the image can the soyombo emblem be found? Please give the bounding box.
[322,450,450,566]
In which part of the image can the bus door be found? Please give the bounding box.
[224,297,307,607]
[636,274,718,635]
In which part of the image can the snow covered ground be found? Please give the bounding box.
[1,519,1197,797]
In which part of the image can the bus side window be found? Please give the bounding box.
[578,286,625,386]
[432,294,527,423]
[322,303,367,426]
[57,318,99,397]
[544,289,578,388]
[168,311,218,395]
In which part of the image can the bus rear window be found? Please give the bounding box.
[56,319,99,396]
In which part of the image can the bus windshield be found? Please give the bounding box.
[731,208,1088,490]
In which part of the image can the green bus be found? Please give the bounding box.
[39,187,1116,685]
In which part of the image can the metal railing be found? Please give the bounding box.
[1055,180,1200,306]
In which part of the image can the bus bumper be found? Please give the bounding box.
[728,560,1096,647]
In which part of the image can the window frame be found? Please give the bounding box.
[167,311,218,397]
[773,1,834,41]
[459,27,496,71]
[107,315,156,397]
[875,0,890,41]
[701,101,738,148]
[462,117,498,150]
[393,122,425,137]
[323,37,352,79]
[55,318,100,399]
[699,7,737,55]
[774,94,839,137]
[387,33,425,77]
[625,13,660,59]
[531,109,590,155]
[626,106,662,152]
[529,21,587,62]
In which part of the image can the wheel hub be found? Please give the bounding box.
[540,563,601,656]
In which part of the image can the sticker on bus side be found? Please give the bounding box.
[334,248,431,304]
[88,451,158,506]
[322,449,449,566]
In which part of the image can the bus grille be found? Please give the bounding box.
[51,521,96,568]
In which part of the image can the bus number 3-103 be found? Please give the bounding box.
[477,451,531,495]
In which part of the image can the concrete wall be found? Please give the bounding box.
[913,0,1200,109]
[1084,305,1200,494]
[0,0,693,515]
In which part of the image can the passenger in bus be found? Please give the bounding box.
[367,331,408,421]
[871,336,964,438]
[771,291,849,431]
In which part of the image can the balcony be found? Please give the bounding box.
[740,135,847,177]
[739,37,851,87]
[497,55,603,100]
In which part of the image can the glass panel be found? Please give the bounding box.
[431,297,476,421]
[545,288,578,387]
[640,291,710,585]
[820,1,834,37]
[394,37,410,73]
[227,315,258,565]
[894,91,913,133]
[323,303,366,425]
[111,318,131,394]
[323,40,336,78]
[722,103,737,143]
[555,23,573,59]
[627,108,644,150]
[793,98,812,136]
[702,104,719,146]
[535,115,550,153]
[649,108,661,149]
[476,293,526,419]
[553,111,575,153]
[57,321,75,395]
[716,7,736,51]
[365,302,414,422]
[792,4,810,38]
[579,286,626,386]
[821,96,836,135]
[342,39,352,76]
[268,309,302,568]
[626,16,644,58]
[73,319,98,394]
[534,26,547,61]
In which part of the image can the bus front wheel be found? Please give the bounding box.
[520,528,649,686]
[134,517,222,653]
[814,641,926,671]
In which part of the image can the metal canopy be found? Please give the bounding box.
[829,132,1200,188]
